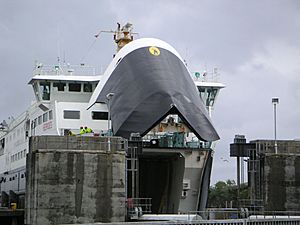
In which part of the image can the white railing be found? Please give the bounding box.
[190,68,221,83]
[33,63,97,76]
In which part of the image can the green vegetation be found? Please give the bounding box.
[208,180,249,208]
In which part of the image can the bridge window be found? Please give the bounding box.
[92,111,108,120]
[43,112,48,122]
[69,83,81,92]
[53,82,66,91]
[0,138,5,149]
[49,110,53,120]
[40,82,51,100]
[83,83,93,92]
[64,110,80,119]
[38,116,42,125]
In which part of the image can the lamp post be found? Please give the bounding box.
[272,97,279,154]
[106,93,115,134]
[106,93,114,152]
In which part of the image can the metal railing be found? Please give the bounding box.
[33,63,97,76]
[126,198,152,219]
[184,210,300,221]
[29,135,127,153]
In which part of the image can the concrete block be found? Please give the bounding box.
[25,136,126,225]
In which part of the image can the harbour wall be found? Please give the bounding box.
[25,136,126,225]
[264,154,300,211]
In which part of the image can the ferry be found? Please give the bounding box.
[0,23,225,213]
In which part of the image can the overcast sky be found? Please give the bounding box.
[1,0,300,184]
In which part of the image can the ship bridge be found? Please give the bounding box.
[28,65,101,103]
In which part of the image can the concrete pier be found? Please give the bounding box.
[25,136,126,225]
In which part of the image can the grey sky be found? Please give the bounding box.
[1,0,300,184]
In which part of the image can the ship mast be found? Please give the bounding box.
[114,22,134,52]
[94,22,137,52]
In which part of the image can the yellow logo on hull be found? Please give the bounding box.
[149,46,160,56]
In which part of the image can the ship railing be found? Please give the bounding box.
[61,128,111,137]
[184,209,300,220]
[29,135,127,153]
[190,69,221,83]
[126,198,152,219]
[33,63,97,76]
[143,133,212,149]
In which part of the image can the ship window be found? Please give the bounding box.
[49,110,53,120]
[0,138,5,149]
[92,111,108,120]
[83,83,93,92]
[43,113,48,122]
[53,82,66,91]
[40,82,51,100]
[64,110,80,119]
[69,83,81,92]
[38,116,42,125]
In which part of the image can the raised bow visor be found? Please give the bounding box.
[88,38,219,141]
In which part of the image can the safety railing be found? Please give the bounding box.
[185,210,300,221]
[29,135,127,153]
[126,198,152,219]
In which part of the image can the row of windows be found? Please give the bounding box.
[40,82,96,100]
[52,82,94,93]
[1,112,52,145]
[63,110,108,120]
[11,149,26,162]
[0,172,26,184]
[32,110,53,129]
[5,126,25,144]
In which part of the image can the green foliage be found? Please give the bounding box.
[208,180,249,208]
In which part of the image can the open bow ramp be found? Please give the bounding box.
[89,38,219,141]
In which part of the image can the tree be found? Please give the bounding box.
[208,180,249,208]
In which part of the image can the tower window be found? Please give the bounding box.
[69,83,81,92]
[40,82,51,100]
[53,82,66,91]
[83,83,93,92]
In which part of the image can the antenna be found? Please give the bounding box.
[94,22,139,52]
[80,23,139,64]
[57,25,61,66]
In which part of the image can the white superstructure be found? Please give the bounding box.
[0,64,110,193]
[0,62,224,195]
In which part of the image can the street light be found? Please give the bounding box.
[106,93,115,134]
[106,93,114,152]
[272,97,279,154]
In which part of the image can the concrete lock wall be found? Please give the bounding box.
[264,154,300,211]
[25,136,126,225]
